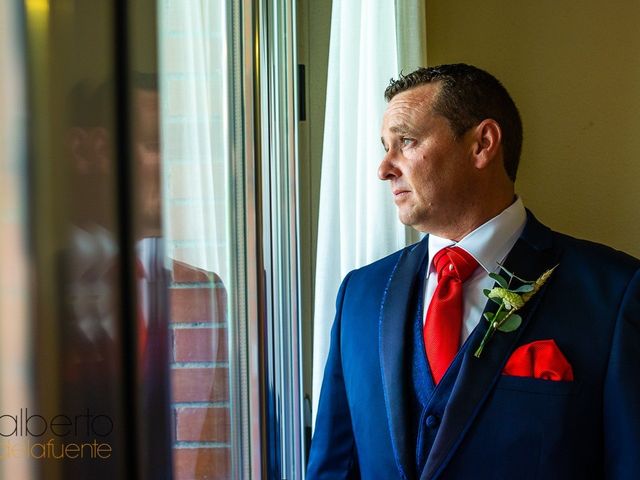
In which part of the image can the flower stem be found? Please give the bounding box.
[473,328,494,358]
[474,304,504,358]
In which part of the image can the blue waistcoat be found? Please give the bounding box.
[410,268,471,476]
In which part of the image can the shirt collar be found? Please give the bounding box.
[427,197,527,275]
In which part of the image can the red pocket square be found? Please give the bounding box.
[502,339,574,381]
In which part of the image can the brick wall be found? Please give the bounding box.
[169,260,230,480]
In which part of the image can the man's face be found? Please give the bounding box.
[133,88,161,237]
[379,83,477,237]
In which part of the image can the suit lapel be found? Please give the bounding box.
[421,212,561,480]
[379,237,429,479]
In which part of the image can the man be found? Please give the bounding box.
[307,64,640,479]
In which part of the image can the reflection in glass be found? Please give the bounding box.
[132,73,173,480]
[158,1,233,478]
[61,77,121,480]
[0,1,32,479]
[25,1,125,478]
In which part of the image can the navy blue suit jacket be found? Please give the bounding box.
[307,212,640,479]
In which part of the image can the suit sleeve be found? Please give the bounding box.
[604,268,640,478]
[307,271,360,479]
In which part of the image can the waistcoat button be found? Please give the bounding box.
[426,414,440,429]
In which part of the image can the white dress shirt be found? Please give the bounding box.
[423,197,527,343]
[136,236,167,327]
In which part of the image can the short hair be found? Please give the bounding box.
[384,64,523,182]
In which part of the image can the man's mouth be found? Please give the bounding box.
[392,189,410,197]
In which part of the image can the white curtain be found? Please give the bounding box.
[158,0,229,284]
[311,0,427,425]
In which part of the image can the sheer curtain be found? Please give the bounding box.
[159,0,229,283]
[158,1,233,477]
[311,0,427,424]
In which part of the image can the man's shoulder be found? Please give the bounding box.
[524,211,639,276]
[335,242,422,310]
[348,241,423,281]
[549,228,640,281]
[553,229,638,265]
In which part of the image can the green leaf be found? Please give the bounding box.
[483,312,495,322]
[498,314,522,332]
[495,309,508,320]
[512,284,534,293]
[489,273,508,288]
[483,288,492,297]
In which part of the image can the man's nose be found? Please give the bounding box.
[378,150,400,181]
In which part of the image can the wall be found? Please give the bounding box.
[297,0,333,404]
[169,264,230,480]
[426,0,640,258]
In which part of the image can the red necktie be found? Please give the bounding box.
[136,257,148,363]
[424,246,479,384]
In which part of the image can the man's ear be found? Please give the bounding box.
[471,119,502,169]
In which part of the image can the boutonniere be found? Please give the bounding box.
[474,264,558,358]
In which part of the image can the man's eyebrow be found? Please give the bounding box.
[389,124,411,135]
[382,124,412,146]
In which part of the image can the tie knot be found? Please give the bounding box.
[433,246,479,282]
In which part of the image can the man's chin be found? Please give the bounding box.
[136,213,163,239]
[397,212,431,234]
[397,210,418,228]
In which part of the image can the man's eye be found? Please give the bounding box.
[401,137,414,147]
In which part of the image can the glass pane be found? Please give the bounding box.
[157,1,235,478]
[129,1,173,478]
[132,74,174,480]
[0,2,31,479]
[23,0,125,478]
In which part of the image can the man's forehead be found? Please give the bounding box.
[382,84,440,131]
[391,82,440,108]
